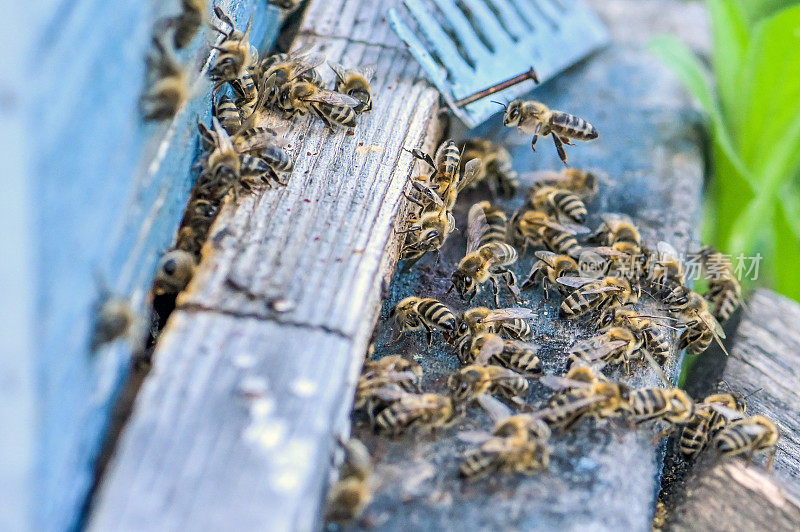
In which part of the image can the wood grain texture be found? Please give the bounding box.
[0,1,280,530]
[667,458,800,532]
[89,1,443,530]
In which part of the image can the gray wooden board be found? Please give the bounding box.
[343,16,705,532]
[666,458,800,532]
[663,288,800,527]
[89,1,444,530]
[1,1,281,530]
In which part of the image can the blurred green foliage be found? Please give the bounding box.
[650,0,800,301]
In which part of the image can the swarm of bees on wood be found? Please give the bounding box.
[141,3,376,297]
[334,124,779,519]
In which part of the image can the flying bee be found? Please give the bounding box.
[447,364,530,406]
[451,202,520,305]
[277,79,361,130]
[142,35,188,120]
[522,250,579,300]
[527,168,598,201]
[536,376,631,431]
[558,276,640,319]
[389,296,457,345]
[328,61,376,113]
[213,92,242,133]
[666,290,729,356]
[712,415,780,470]
[499,100,598,164]
[458,333,543,376]
[208,7,257,82]
[459,138,519,198]
[456,306,535,342]
[629,387,695,429]
[373,391,461,437]
[588,213,641,247]
[679,392,746,459]
[153,249,198,295]
[529,185,588,224]
[326,438,374,522]
[697,246,743,323]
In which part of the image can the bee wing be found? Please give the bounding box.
[641,349,670,386]
[707,403,746,422]
[288,53,326,77]
[556,276,600,289]
[657,240,680,261]
[233,130,278,152]
[600,212,632,225]
[477,394,512,423]
[534,250,557,262]
[474,335,506,365]
[212,117,234,153]
[580,286,624,296]
[456,430,494,444]
[590,246,628,258]
[730,421,771,438]
[479,307,536,322]
[327,60,348,83]
[466,202,490,253]
[355,62,377,81]
[371,386,406,402]
[568,339,628,359]
[540,375,593,390]
[694,310,730,356]
[455,158,483,193]
[300,88,361,108]
[530,396,609,421]
[531,216,587,235]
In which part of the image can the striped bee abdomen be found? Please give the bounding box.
[550,112,598,140]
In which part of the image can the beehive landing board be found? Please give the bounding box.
[345,3,706,530]
[88,1,443,530]
[663,289,800,530]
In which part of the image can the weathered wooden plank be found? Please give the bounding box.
[0,1,281,529]
[343,1,707,529]
[667,458,800,532]
[89,1,443,529]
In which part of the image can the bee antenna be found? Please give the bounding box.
[743,387,762,400]
[490,100,508,110]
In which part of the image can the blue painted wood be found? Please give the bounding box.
[0,1,281,530]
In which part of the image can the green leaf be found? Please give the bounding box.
[709,0,749,136]
[648,35,756,188]
[773,197,800,301]
[735,0,800,25]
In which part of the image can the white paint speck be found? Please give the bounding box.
[291,378,318,397]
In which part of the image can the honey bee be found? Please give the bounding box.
[277,79,361,130]
[362,354,423,382]
[459,138,519,198]
[536,376,631,431]
[499,100,598,164]
[447,364,530,405]
[326,438,373,522]
[164,0,206,49]
[457,333,543,376]
[153,249,198,295]
[459,433,549,480]
[398,203,455,262]
[712,415,780,470]
[679,392,746,459]
[597,307,674,365]
[230,70,259,116]
[666,289,729,356]
[389,296,457,345]
[373,391,461,437]
[558,276,640,319]
[456,306,534,341]
[646,241,686,295]
[213,92,242,133]
[522,250,579,299]
[588,214,641,247]
[142,35,188,120]
[527,168,598,201]
[628,387,695,428]
[355,357,423,416]
[529,185,588,224]
[258,49,325,109]
[208,7,258,82]
[697,246,743,323]
[91,281,144,352]
[568,326,644,373]
[451,202,520,305]
[328,61,376,113]
[409,139,482,209]
[508,209,587,258]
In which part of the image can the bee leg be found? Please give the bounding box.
[403,191,426,209]
[552,134,568,166]
[561,136,575,146]
[530,134,538,152]
[490,278,501,307]
[766,448,777,471]
[424,324,434,346]
[652,426,673,445]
